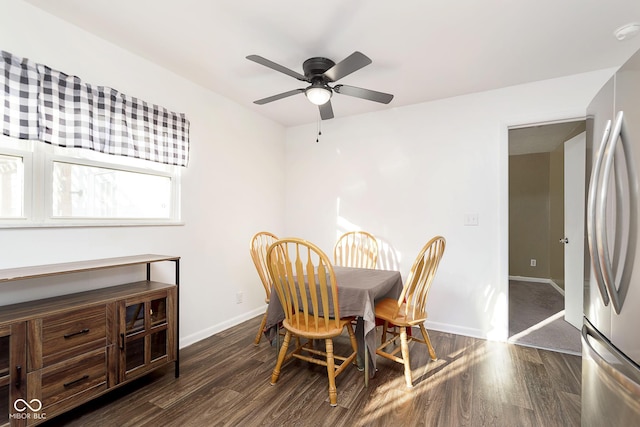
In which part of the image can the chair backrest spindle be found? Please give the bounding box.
[268,238,341,333]
[249,231,279,301]
[334,230,379,269]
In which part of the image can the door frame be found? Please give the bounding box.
[501,111,586,342]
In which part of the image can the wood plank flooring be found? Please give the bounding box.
[40,315,581,427]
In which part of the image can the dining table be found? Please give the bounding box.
[264,265,403,385]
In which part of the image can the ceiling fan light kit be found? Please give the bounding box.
[305,84,332,105]
[246,51,393,120]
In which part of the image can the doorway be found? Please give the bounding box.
[507,120,585,354]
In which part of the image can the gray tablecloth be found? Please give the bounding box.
[265,266,403,374]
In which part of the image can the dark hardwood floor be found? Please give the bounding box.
[41,316,581,427]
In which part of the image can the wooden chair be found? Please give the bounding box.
[267,238,358,406]
[375,236,446,387]
[333,230,379,269]
[249,231,279,345]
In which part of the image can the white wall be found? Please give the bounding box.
[1,1,618,347]
[284,69,614,340]
[0,1,286,348]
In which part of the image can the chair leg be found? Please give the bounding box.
[381,320,388,345]
[400,326,413,388]
[346,322,358,363]
[271,330,291,385]
[419,324,437,360]
[325,338,338,406]
[254,311,268,345]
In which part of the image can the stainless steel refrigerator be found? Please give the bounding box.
[583,46,640,426]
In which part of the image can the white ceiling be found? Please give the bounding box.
[22,0,640,128]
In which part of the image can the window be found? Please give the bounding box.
[0,153,25,217]
[51,161,172,219]
[0,135,181,227]
[0,50,187,227]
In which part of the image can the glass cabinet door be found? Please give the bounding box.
[118,290,174,382]
[0,323,26,427]
[149,297,167,361]
[123,302,147,372]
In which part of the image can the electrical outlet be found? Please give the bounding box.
[530,259,537,267]
[235,291,243,304]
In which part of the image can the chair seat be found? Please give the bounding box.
[375,298,427,326]
[284,314,354,339]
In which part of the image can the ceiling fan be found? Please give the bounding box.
[246,51,393,120]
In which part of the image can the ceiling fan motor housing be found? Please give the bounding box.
[303,57,335,81]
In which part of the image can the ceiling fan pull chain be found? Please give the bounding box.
[316,114,322,143]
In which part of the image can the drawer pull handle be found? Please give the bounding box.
[63,375,89,388]
[64,328,90,339]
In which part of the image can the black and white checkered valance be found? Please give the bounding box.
[1,50,40,140]
[1,50,190,167]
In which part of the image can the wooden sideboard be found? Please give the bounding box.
[0,255,180,426]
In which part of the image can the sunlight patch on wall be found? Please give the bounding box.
[484,283,508,341]
[335,196,402,270]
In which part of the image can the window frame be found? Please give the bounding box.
[0,135,182,228]
[0,145,33,222]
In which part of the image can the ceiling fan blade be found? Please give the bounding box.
[323,51,372,82]
[333,84,394,104]
[246,55,308,82]
[319,101,334,120]
[253,89,305,105]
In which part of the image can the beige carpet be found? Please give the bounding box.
[508,280,581,355]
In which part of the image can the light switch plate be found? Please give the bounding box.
[464,213,479,226]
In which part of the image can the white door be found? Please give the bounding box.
[564,132,586,329]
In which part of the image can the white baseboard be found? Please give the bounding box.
[422,320,485,340]
[509,275,565,296]
[509,275,549,283]
[179,305,266,349]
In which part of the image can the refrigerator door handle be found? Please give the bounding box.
[582,320,640,396]
[587,118,612,306]
[596,110,638,314]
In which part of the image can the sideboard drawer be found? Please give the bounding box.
[41,305,106,360]
[39,349,107,409]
